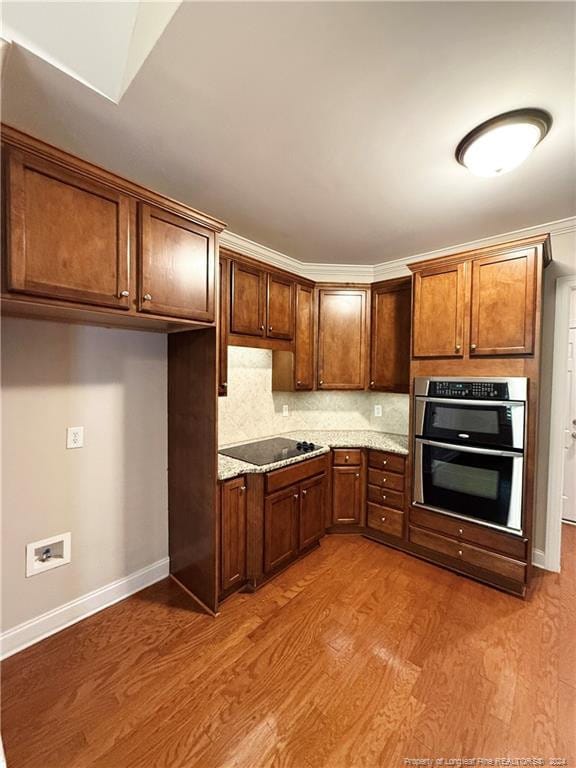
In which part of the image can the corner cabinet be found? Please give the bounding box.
[317,287,370,389]
[369,278,411,392]
[410,237,549,359]
[5,148,132,310]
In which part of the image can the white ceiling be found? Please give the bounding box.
[2,2,574,264]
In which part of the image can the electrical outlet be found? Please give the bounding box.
[26,533,71,577]
[66,426,84,449]
[374,405,383,418]
[282,404,289,417]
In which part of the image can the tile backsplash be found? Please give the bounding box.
[218,346,409,445]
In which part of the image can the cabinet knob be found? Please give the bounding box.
[382,460,387,466]
[296,380,302,386]
[455,344,461,352]
[260,324,265,331]
[345,455,350,462]
[240,486,247,492]
[382,478,387,484]
[382,494,387,500]
[355,473,360,478]
[268,326,273,331]
[293,493,299,499]
[370,381,375,387]
[470,343,477,351]
[458,528,463,536]
[143,293,152,302]
[119,290,129,298]
[458,549,463,557]
[381,516,386,522]
[223,382,228,388]
[302,489,307,496]
[319,380,324,386]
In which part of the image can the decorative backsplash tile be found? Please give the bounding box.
[218,347,409,445]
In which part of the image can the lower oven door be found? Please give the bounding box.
[413,439,524,534]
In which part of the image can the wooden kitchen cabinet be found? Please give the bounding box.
[317,288,369,389]
[369,277,411,392]
[412,262,466,358]
[218,257,229,396]
[267,274,294,339]
[272,282,315,392]
[230,261,265,337]
[5,148,132,310]
[332,465,364,526]
[298,474,326,550]
[139,203,215,322]
[470,247,537,356]
[220,477,247,594]
[264,485,300,574]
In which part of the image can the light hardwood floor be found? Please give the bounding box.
[2,528,575,768]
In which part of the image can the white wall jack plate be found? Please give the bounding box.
[66,426,84,449]
[26,532,71,577]
[374,405,383,418]
[282,405,289,417]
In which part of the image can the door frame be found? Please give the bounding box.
[546,275,576,571]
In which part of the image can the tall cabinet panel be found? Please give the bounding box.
[220,477,247,593]
[317,288,369,390]
[230,262,266,337]
[370,278,411,392]
[412,262,466,358]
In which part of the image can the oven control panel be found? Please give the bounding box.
[428,381,509,399]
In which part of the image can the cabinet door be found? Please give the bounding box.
[264,485,299,574]
[317,289,368,389]
[139,204,215,321]
[266,274,294,339]
[294,284,315,390]
[332,466,363,525]
[370,278,411,393]
[220,477,247,592]
[230,262,265,336]
[470,248,537,356]
[413,262,466,358]
[299,474,326,550]
[218,258,229,396]
[6,149,131,309]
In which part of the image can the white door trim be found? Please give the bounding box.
[546,275,576,571]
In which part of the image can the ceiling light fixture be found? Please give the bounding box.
[456,108,552,177]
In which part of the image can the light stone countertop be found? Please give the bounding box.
[218,430,409,482]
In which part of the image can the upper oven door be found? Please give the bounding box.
[414,397,525,450]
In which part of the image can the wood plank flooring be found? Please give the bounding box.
[2,528,575,768]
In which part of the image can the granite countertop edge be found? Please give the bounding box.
[218,430,409,482]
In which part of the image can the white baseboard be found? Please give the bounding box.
[532,548,547,569]
[0,557,169,660]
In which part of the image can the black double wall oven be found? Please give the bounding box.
[413,377,527,535]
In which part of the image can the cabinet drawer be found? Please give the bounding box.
[367,484,404,511]
[333,449,362,466]
[367,503,403,538]
[368,468,404,492]
[409,526,526,583]
[368,450,406,475]
[410,507,527,561]
[266,455,328,494]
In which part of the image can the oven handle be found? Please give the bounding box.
[416,438,523,458]
[415,397,525,407]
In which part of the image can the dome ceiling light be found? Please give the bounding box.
[456,108,552,177]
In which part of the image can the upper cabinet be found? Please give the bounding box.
[410,236,550,359]
[227,254,295,346]
[412,262,466,358]
[229,261,266,337]
[317,287,369,390]
[1,126,225,330]
[370,278,411,392]
[5,149,132,310]
[139,204,215,322]
[294,284,315,390]
[470,248,536,356]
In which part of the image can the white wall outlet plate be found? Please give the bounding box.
[374,405,383,418]
[282,405,289,417]
[26,532,71,577]
[66,426,84,449]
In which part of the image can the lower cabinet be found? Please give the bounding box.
[332,466,364,525]
[220,476,247,594]
[299,474,326,549]
[264,485,300,574]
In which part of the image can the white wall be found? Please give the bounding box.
[1,318,168,634]
[218,346,409,446]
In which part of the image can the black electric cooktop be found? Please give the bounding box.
[219,438,319,466]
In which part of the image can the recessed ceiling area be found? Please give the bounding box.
[2,1,574,264]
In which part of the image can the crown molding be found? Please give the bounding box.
[220,216,576,284]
